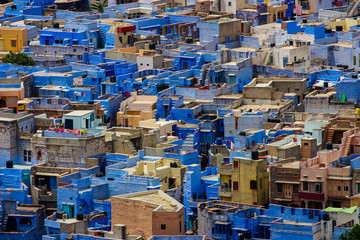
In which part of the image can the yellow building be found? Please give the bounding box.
[328,17,360,31]
[122,158,187,191]
[0,27,28,52]
[218,152,269,205]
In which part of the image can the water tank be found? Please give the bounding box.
[325,142,333,150]
[88,100,94,104]
[302,19,307,23]
[110,75,116,83]
[185,37,193,44]
[53,23,59,28]
[82,73,88,78]
[38,177,46,186]
[6,160,13,168]
[352,74,357,79]
[336,25,343,32]
[325,28,332,34]
[57,212,64,219]
[76,213,84,220]
[95,172,104,177]
[149,43,156,50]
[251,150,259,160]
[216,138,222,145]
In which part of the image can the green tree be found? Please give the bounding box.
[2,51,35,66]
[339,224,360,240]
[90,0,107,13]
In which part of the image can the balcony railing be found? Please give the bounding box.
[299,192,325,201]
[218,188,232,198]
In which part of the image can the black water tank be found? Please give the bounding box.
[95,172,104,177]
[251,150,259,160]
[6,160,13,168]
[336,26,343,32]
[38,177,46,186]
[325,142,333,150]
[82,73,88,78]
[57,212,64,219]
[352,74,358,79]
[149,43,156,50]
[325,28,332,34]
[110,75,116,83]
[76,213,84,220]
[303,19,307,23]
[53,23,59,28]
[185,37,193,44]
[323,82,329,88]
[88,100,94,104]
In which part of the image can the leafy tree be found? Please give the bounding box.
[2,51,35,66]
[339,224,360,240]
[90,0,107,13]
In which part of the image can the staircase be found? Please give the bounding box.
[326,129,334,143]
[2,214,8,231]
[99,27,107,46]
[346,0,360,17]
[263,51,270,65]
[125,140,137,155]
[341,134,354,157]
[182,134,195,151]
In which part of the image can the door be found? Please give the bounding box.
[45,40,49,45]
[0,40,4,51]
[65,119,73,129]
[285,184,292,198]
[183,62,188,70]
[86,119,89,128]
[283,57,288,68]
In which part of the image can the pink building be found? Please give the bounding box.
[299,146,340,209]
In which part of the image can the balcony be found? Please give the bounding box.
[218,188,232,198]
[299,192,325,201]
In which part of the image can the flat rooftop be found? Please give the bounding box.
[114,190,182,212]
[64,110,93,117]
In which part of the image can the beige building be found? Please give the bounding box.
[122,158,187,191]
[243,77,308,103]
[111,190,184,239]
[117,93,157,127]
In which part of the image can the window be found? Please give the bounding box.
[233,181,238,191]
[304,142,308,145]
[73,48,77,52]
[179,221,181,232]
[303,182,308,191]
[344,186,349,192]
[293,184,298,193]
[315,183,322,193]
[11,40,16,48]
[291,208,295,215]
[358,183,360,193]
[47,99,52,104]
[23,150,31,162]
[233,160,238,168]
[187,114,192,119]
[277,183,282,193]
[161,224,166,230]
[354,56,357,66]
[228,1,231,6]
[250,180,257,190]
[146,64,149,66]
[338,186,341,191]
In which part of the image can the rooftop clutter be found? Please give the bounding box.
[2,0,360,239]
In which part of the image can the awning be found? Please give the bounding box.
[275,180,300,184]
[215,221,231,225]
[324,206,357,214]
